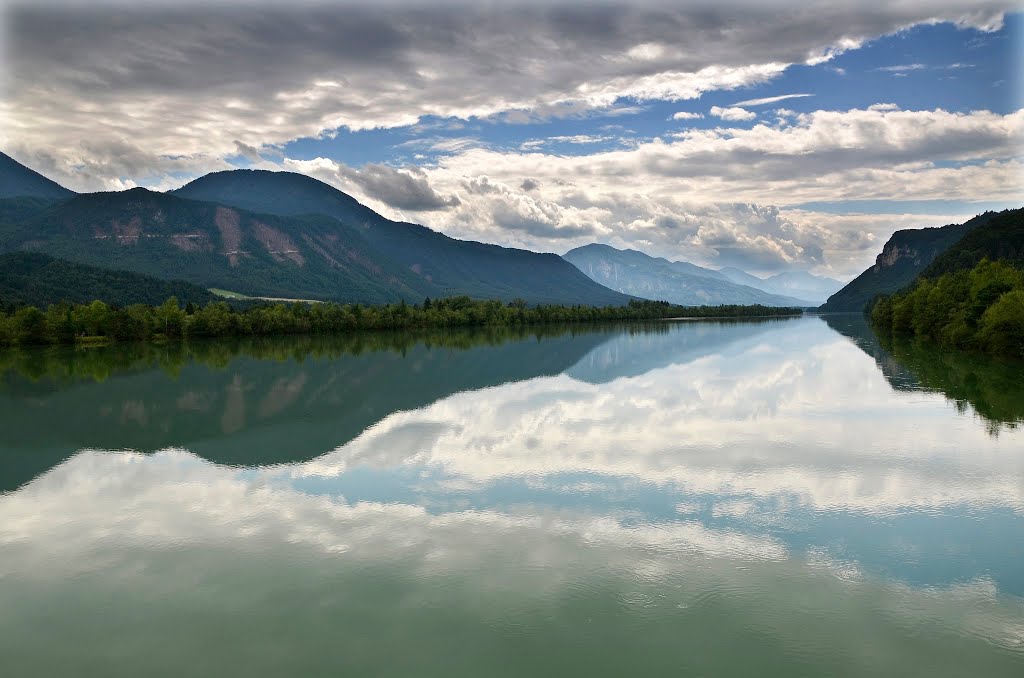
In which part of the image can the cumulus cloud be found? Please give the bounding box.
[266,106,1021,277]
[284,158,459,212]
[671,111,704,120]
[710,106,758,121]
[372,107,1023,276]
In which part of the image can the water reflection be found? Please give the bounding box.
[1,318,1022,676]
[822,313,1024,434]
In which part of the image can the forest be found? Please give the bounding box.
[0,295,801,347]
[870,259,1024,359]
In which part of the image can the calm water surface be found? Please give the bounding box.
[1,316,1023,676]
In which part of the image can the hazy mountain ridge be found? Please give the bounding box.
[563,243,813,307]
[819,211,1003,312]
[720,267,842,304]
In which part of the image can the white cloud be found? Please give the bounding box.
[876,63,928,72]
[356,107,1023,276]
[710,106,758,121]
[671,111,704,120]
[545,135,615,145]
[732,93,814,107]
[2,3,1014,191]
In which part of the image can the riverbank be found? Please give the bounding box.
[0,296,803,347]
[869,259,1024,359]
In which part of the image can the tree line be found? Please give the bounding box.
[870,259,1024,359]
[0,295,802,346]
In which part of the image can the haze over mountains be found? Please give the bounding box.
[563,244,817,307]
[718,268,842,305]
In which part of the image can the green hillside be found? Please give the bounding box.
[919,208,1024,277]
[175,170,633,306]
[868,210,1024,359]
[819,211,998,312]
[0,251,216,308]
[0,188,436,304]
[0,196,65,225]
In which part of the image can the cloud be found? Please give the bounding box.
[287,159,460,211]
[671,111,704,120]
[232,140,264,162]
[545,134,615,144]
[732,93,814,107]
[266,106,1021,276]
[876,63,928,72]
[370,107,1023,276]
[710,106,758,121]
[2,2,1013,190]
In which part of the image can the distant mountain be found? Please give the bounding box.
[174,170,631,306]
[719,267,842,304]
[819,211,1000,312]
[0,188,436,304]
[717,266,765,289]
[0,251,216,308]
[0,152,75,200]
[563,244,811,307]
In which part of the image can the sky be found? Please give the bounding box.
[1,1,1021,279]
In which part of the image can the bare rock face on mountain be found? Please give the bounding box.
[173,170,633,306]
[819,211,1006,313]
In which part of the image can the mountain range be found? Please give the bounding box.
[18,149,989,313]
[0,156,630,306]
[563,244,821,307]
[718,267,842,305]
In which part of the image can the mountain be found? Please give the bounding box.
[918,208,1024,277]
[174,169,632,306]
[717,266,765,289]
[819,211,1000,313]
[760,271,843,304]
[719,267,843,304]
[0,251,216,308]
[0,152,76,200]
[563,244,811,307]
[0,188,436,304]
